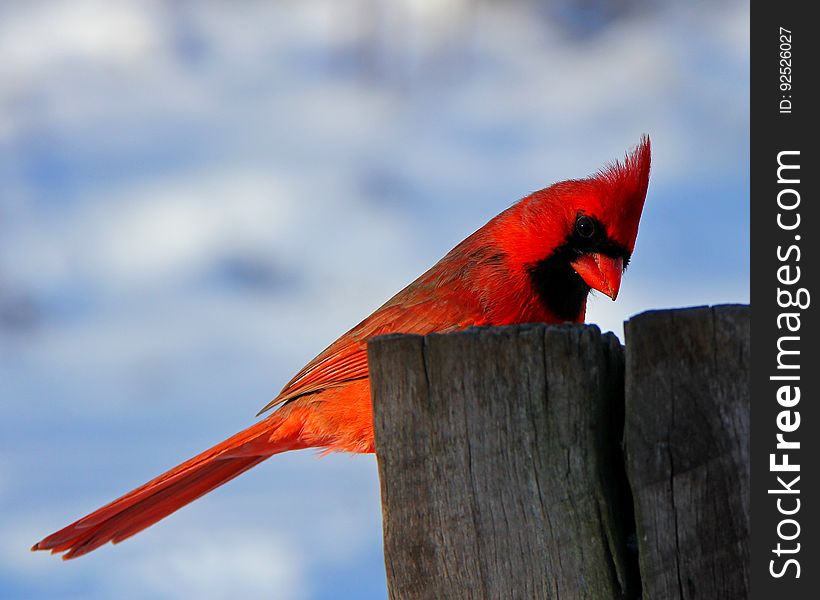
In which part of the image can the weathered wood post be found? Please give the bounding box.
[369,324,638,600]
[624,305,750,599]
[369,305,749,600]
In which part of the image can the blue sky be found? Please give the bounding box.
[1,1,748,598]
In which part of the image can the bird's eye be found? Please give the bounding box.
[575,215,595,238]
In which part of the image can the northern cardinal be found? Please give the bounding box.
[34,137,651,559]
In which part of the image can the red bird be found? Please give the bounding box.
[34,137,651,559]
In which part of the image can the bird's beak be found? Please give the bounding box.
[571,253,623,300]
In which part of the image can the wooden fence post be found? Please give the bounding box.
[369,305,749,600]
[624,305,750,600]
[369,324,638,600]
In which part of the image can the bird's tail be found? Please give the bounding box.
[32,411,306,560]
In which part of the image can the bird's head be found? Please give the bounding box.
[495,136,651,320]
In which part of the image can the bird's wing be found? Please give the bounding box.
[257,287,484,415]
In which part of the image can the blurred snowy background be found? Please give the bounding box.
[1,0,747,598]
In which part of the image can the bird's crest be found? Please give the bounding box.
[593,136,651,250]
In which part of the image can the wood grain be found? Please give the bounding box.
[624,305,750,600]
[369,324,638,600]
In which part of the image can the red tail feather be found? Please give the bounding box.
[33,414,301,560]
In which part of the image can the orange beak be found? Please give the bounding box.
[570,253,624,300]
